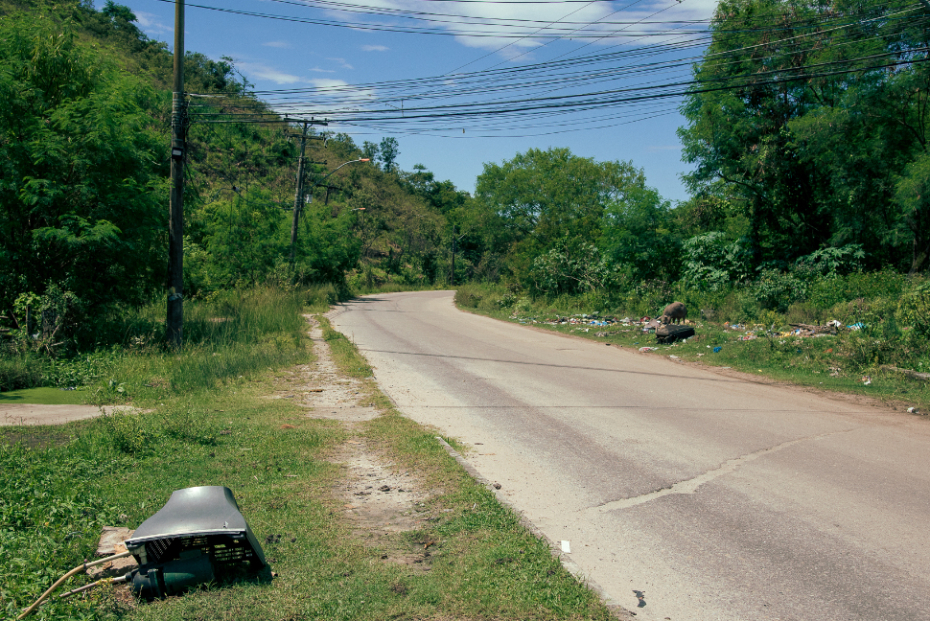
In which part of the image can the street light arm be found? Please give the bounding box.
[312,158,370,188]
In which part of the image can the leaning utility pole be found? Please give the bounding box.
[167,0,186,347]
[290,121,309,263]
[288,120,328,262]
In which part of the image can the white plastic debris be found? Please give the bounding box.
[561,540,571,554]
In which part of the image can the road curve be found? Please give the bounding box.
[331,290,930,621]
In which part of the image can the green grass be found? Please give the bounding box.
[0,387,89,405]
[455,284,930,416]
[1,290,612,621]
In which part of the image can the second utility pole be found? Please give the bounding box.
[290,121,309,263]
[289,119,327,262]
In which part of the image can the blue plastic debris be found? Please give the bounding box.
[713,347,722,353]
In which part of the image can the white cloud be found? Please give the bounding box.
[309,67,337,73]
[362,45,389,52]
[134,11,172,35]
[308,78,351,89]
[328,57,354,70]
[317,0,718,58]
[236,62,305,85]
[263,41,292,49]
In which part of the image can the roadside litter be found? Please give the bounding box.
[17,486,266,618]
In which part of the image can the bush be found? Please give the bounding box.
[807,270,908,312]
[681,232,751,290]
[753,269,809,312]
[0,353,45,391]
[454,284,487,309]
[896,282,930,337]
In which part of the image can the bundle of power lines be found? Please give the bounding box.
[179,0,930,138]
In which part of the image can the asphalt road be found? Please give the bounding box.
[331,290,930,621]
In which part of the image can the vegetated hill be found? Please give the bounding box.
[0,0,468,349]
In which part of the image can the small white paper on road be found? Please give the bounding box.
[561,540,571,554]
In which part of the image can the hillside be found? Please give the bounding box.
[0,0,466,351]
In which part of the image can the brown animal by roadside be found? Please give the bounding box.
[659,302,687,325]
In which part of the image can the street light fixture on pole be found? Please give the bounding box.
[290,158,370,261]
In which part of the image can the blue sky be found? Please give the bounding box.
[120,0,719,202]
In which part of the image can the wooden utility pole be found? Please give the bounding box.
[450,225,465,286]
[167,0,186,347]
[451,225,457,286]
[288,121,327,262]
[290,121,309,263]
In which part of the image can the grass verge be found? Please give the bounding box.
[1,298,612,621]
[454,284,930,416]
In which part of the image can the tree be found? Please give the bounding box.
[101,1,136,25]
[361,141,380,165]
[379,137,400,173]
[599,184,681,282]
[473,147,655,285]
[0,12,167,345]
[679,0,930,271]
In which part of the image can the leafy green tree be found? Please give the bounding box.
[361,141,380,165]
[101,1,136,26]
[680,0,930,272]
[473,147,649,285]
[379,137,400,173]
[893,152,930,274]
[599,184,680,281]
[0,11,167,344]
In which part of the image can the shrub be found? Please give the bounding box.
[454,285,480,308]
[0,353,45,391]
[896,282,930,337]
[753,269,809,312]
[681,232,751,290]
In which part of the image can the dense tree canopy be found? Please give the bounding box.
[0,10,167,329]
[679,0,930,273]
[467,147,676,292]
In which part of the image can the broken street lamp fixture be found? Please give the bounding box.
[124,486,266,599]
[17,486,266,618]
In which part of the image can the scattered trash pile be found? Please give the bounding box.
[508,311,701,346]
[716,319,866,341]
[509,312,696,331]
[509,311,620,328]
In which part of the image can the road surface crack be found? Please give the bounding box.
[593,428,855,512]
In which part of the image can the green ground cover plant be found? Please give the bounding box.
[1,291,612,621]
[455,280,930,415]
